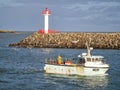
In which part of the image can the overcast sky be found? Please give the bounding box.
[0,0,120,32]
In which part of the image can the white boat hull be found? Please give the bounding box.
[44,64,109,76]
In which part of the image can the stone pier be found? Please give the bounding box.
[9,32,120,49]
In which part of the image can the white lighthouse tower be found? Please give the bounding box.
[42,8,51,34]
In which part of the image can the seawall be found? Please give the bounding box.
[9,32,120,49]
[0,30,16,33]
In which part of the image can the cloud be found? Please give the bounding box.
[0,0,24,7]
[64,1,120,10]
[63,1,120,20]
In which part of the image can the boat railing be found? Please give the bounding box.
[45,57,86,65]
[45,58,58,64]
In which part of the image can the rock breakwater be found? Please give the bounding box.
[9,32,120,49]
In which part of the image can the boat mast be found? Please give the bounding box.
[86,42,91,56]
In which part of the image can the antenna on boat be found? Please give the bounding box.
[86,42,91,56]
[86,38,93,56]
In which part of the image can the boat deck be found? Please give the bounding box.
[45,58,85,66]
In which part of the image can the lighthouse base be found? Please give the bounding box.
[38,29,58,34]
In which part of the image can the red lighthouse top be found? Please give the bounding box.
[42,8,51,15]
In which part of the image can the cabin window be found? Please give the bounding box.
[98,59,101,62]
[93,68,99,71]
[87,58,91,62]
[92,58,94,62]
[95,58,99,62]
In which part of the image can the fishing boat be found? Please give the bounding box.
[44,43,109,76]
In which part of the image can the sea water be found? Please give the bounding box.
[0,32,120,90]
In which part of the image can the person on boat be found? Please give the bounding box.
[78,58,85,64]
[57,55,62,64]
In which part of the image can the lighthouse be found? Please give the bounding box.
[38,8,58,34]
[42,8,51,34]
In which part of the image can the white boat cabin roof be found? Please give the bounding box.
[83,55,104,59]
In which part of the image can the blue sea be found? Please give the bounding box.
[0,31,120,90]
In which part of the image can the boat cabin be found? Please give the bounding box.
[84,56,103,62]
[81,55,105,66]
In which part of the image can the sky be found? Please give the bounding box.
[0,0,120,32]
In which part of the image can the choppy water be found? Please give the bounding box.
[0,31,120,90]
